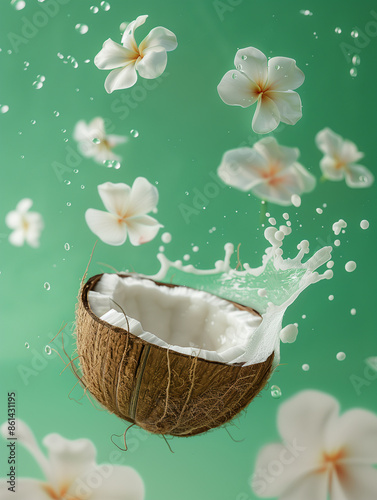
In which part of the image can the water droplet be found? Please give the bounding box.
[100,1,111,11]
[66,202,71,207]
[75,23,89,34]
[92,137,101,144]
[25,342,30,349]
[236,64,243,70]
[45,345,52,355]
[84,59,91,64]
[32,74,45,90]
[161,232,172,244]
[31,119,37,125]
[130,129,139,138]
[103,159,121,169]
[335,27,342,34]
[352,54,361,66]
[241,54,247,60]
[81,184,85,189]
[271,385,282,398]
[328,294,334,301]
[11,0,26,10]
[90,5,99,13]
[336,352,346,361]
[360,219,369,230]
[316,207,323,214]
[274,64,280,70]
[23,61,29,70]
[64,243,70,251]
[64,180,71,185]
[334,239,341,247]
[300,9,313,16]
[302,363,310,371]
[73,169,79,174]
[231,73,237,79]
[44,282,51,290]
[351,30,359,38]
[350,308,356,315]
[1,105,9,114]
[120,21,128,33]
[345,261,356,272]
[350,67,357,77]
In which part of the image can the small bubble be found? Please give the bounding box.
[271,385,282,399]
[73,169,79,174]
[1,105,9,114]
[25,342,30,349]
[274,64,280,70]
[66,202,71,207]
[334,239,341,247]
[302,364,310,371]
[31,119,37,125]
[11,0,26,10]
[336,352,346,361]
[161,232,172,244]
[360,219,369,229]
[75,23,89,34]
[130,129,139,138]
[81,184,85,189]
[32,75,45,90]
[100,1,110,10]
[352,54,361,66]
[64,243,70,251]
[350,308,356,315]
[64,180,71,185]
[92,137,101,144]
[241,54,247,60]
[351,30,359,38]
[350,67,357,77]
[61,128,66,133]
[23,61,30,70]
[328,294,334,301]
[316,207,323,214]
[300,9,313,16]
[45,345,52,355]
[236,64,243,70]
[44,282,51,290]
[335,27,342,34]
[90,5,99,13]
[291,194,301,207]
[193,246,199,252]
[84,59,91,64]
[232,73,237,79]
[53,110,60,117]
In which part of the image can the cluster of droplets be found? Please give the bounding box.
[90,1,110,13]
[32,75,45,90]
[57,53,79,69]
[75,24,89,35]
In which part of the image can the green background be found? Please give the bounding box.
[0,0,376,499]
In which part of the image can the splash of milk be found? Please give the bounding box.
[148,224,333,368]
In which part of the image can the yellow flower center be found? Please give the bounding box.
[41,483,82,500]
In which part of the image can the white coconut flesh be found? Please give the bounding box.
[88,274,269,365]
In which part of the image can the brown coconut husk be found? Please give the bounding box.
[75,273,274,437]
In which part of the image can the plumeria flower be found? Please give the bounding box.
[94,15,177,93]
[217,137,316,205]
[252,390,377,500]
[315,127,374,187]
[0,419,144,499]
[5,198,44,247]
[217,47,304,134]
[73,117,127,165]
[85,178,162,246]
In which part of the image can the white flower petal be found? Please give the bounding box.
[267,57,305,91]
[326,409,377,464]
[104,63,138,94]
[107,134,128,147]
[217,70,258,108]
[267,90,302,126]
[140,26,177,52]
[331,465,377,500]
[252,443,314,498]
[1,420,50,478]
[251,172,305,205]
[128,177,159,216]
[315,128,344,157]
[94,39,134,70]
[17,198,33,213]
[9,229,25,246]
[345,164,374,188]
[25,231,41,248]
[277,391,339,451]
[293,163,317,192]
[136,47,167,79]
[43,434,96,489]
[87,465,145,500]
[5,209,22,229]
[279,471,329,500]
[0,479,51,499]
[126,215,162,246]
[73,120,89,142]
[254,136,299,168]
[98,182,132,215]
[341,139,364,163]
[252,96,280,134]
[89,117,106,138]
[319,156,345,181]
[234,47,268,86]
[217,147,267,190]
[85,209,128,246]
[121,14,148,50]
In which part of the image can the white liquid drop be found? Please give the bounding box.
[64,243,70,251]
[271,385,282,398]
[25,342,30,349]
[192,246,199,252]
[280,324,298,344]
[159,245,165,252]
[11,0,26,10]
[350,308,356,315]
[75,23,89,34]
[183,254,190,261]
[258,288,268,297]
[268,217,276,226]
[360,220,369,230]
[291,194,301,207]
[345,261,356,272]
[283,213,289,220]
[328,295,334,301]
[161,232,172,244]
[332,219,347,235]
[336,352,346,361]
[335,27,342,34]
[1,105,9,114]
[316,208,323,214]
[302,363,310,371]
[326,261,334,269]
[334,239,341,247]
[44,282,51,290]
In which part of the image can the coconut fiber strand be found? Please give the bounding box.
[76,274,274,437]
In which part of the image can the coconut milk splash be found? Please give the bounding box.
[148,224,333,368]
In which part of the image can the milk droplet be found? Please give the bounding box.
[90,5,99,13]
[345,261,356,272]
[350,308,356,315]
[302,364,310,371]
[328,294,334,301]
[334,239,340,247]
[360,219,369,229]
[258,288,268,297]
[350,67,357,77]
[291,194,301,207]
[335,27,342,34]
[64,243,70,251]
[326,260,334,269]
[45,345,52,355]
[280,324,298,344]
[268,217,276,225]
[130,129,139,138]
[283,213,289,220]
[352,54,361,66]
[351,30,359,38]
[1,105,9,114]
[11,0,26,10]
[75,23,89,34]
[25,342,30,349]
[193,246,199,252]
[183,254,190,261]
[159,246,165,252]
[332,219,347,235]
[336,352,346,361]
[316,208,323,214]
[300,9,313,15]
[100,1,111,11]
[44,282,51,290]
[271,385,282,399]
[161,232,172,244]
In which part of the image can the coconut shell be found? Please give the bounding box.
[76,273,274,437]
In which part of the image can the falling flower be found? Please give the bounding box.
[217,137,316,205]
[0,419,144,499]
[94,15,177,93]
[217,47,305,134]
[5,198,44,247]
[85,178,162,246]
[315,128,374,188]
[252,390,377,500]
[73,117,127,165]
